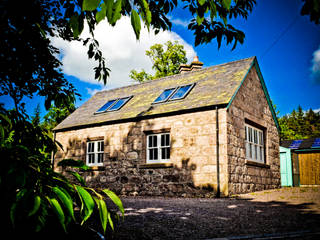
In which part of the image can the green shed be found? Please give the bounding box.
[280,138,320,187]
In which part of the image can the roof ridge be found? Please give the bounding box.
[95,56,256,96]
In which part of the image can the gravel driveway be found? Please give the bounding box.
[111,187,320,239]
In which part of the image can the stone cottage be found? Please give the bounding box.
[53,56,280,196]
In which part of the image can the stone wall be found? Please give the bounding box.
[227,66,280,195]
[55,109,229,197]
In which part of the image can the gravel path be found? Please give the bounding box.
[111,187,320,239]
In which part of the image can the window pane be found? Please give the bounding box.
[149,149,153,160]
[161,148,166,160]
[88,153,94,163]
[148,136,153,148]
[246,142,250,159]
[249,128,252,142]
[254,145,258,160]
[166,134,170,146]
[161,134,165,147]
[153,135,157,147]
[88,142,94,153]
[154,88,176,103]
[254,130,257,144]
[245,126,248,141]
[97,153,103,163]
[108,97,130,111]
[153,149,158,160]
[169,84,193,100]
[96,100,116,113]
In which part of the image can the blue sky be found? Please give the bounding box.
[1,0,320,117]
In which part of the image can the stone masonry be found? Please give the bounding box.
[227,67,280,195]
[55,109,229,197]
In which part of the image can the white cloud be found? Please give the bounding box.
[86,87,101,96]
[170,17,190,28]
[51,17,196,90]
[311,46,320,84]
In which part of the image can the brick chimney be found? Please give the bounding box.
[179,64,191,74]
[179,56,203,74]
[190,56,203,71]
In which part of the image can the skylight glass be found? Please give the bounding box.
[96,99,117,113]
[289,140,303,149]
[108,97,131,111]
[95,96,131,114]
[169,84,193,100]
[153,88,176,103]
[312,138,320,148]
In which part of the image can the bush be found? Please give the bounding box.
[0,109,123,238]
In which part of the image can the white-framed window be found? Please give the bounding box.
[245,124,265,163]
[147,133,170,163]
[86,140,104,166]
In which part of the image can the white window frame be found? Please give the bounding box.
[146,133,170,164]
[86,140,104,166]
[245,124,265,163]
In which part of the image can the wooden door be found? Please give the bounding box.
[299,152,320,185]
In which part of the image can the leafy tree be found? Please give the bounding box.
[301,0,320,24]
[278,106,320,140]
[42,104,77,132]
[130,41,188,82]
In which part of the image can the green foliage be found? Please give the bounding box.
[301,0,320,24]
[0,108,124,237]
[278,106,320,140]
[42,104,76,132]
[130,40,188,82]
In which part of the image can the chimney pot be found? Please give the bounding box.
[190,56,203,71]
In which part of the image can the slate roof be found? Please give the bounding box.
[281,138,320,150]
[54,57,257,131]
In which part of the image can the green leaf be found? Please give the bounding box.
[131,9,141,40]
[76,185,95,224]
[28,195,41,217]
[198,0,206,6]
[102,189,124,216]
[141,0,152,26]
[96,2,107,23]
[196,15,204,25]
[222,0,232,10]
[47,197,66,232]
[104,0,114,22]
[67,171,86,186]
[108,211,114,230]
[111,0,122,25]
[83,0,100,11]
[53,187,75,221]
[70,15,82,38]
[94,197,108,233]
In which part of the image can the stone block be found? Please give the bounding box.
[126,151,138,160]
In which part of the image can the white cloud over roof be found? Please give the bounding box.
[51,17,196,91]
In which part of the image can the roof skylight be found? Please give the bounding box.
[154,88,176,103]
[95,96,132,114]
[169,84,194,100]
[153,83,195,104]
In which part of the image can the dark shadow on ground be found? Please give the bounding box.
[106,196,320,240]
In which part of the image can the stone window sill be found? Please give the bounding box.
[139,163,173,169]
[245,160,270,169]
[86,166,105,171]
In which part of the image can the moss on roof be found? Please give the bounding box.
[54,57,255,131]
